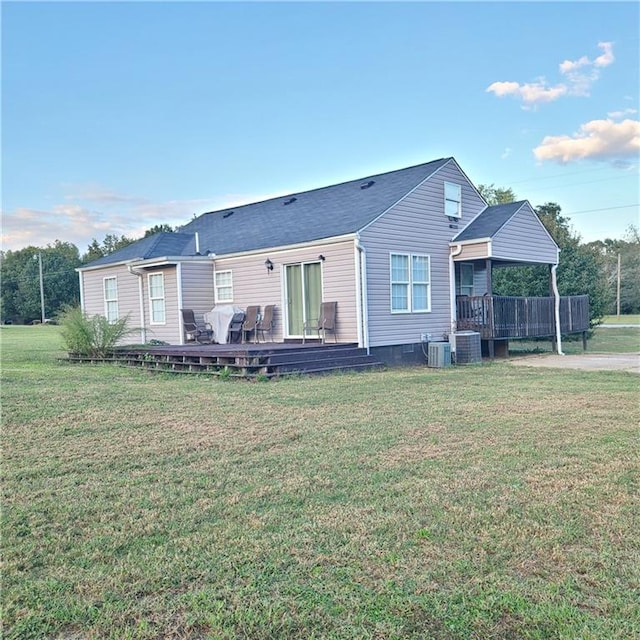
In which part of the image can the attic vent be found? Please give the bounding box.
[360,180,375,190]
[283,197,297,206]
[223,211,234,218]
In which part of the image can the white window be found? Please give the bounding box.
[411,255,430,312]
[103,277,118,323]
[390,253,431,313]
[459,263,474,297]
[445,182,462,218]
[215,270,233,302]
[148,273,166,324]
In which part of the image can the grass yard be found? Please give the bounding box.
[602,314,640,325]
[2,326,639,639]
[509,325,640,356]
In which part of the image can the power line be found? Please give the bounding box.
[564,204,639,216]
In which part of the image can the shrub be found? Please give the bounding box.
[58,306,138,357]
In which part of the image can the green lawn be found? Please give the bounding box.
[509,325,640,356]
[602,314,640,325]
[2,326,639,639]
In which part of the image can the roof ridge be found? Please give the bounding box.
[198,157,452,218]
[142,232,170,259]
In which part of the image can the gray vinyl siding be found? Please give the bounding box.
[360,160,486,347]
[492,204,559,264]
[212,239,358,342]
[81,264,144,341]
[141,266,180,344]
[180,261,215,325]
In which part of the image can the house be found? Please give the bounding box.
[78,156,575,364]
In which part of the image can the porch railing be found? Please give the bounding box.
[456,295,590,339]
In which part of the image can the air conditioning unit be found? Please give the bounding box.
[428,342,451,368]
[455,331,482,365]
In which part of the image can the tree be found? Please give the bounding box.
[477,184,517,205]
[587,225,640,314]
[81,234,135,264]
[0,241,81,324]
[144,224,175,237]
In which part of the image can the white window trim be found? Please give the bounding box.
[390,253,431,314]
[411,255,431,312]
[148,272,166,325]
[103,276,118,323]
[214,269,233,303]
[444,182,462,218]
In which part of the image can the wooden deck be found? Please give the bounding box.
[67,342,384,378]
[457,295,589,340]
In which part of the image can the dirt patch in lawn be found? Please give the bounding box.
[509,352,640,374]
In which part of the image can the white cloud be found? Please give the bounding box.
[488,42,615,106]
[501,148,512,159]
[486,79,567,108]
[608,108,638,119]
[533,118,640,164]
[594,41,615,67]
[0,189,287,252]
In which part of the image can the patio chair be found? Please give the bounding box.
[256,304,275,342]
[181,309,213,344]
[303,301,337,344]
[242,306,261,343]
[227,311,245,344]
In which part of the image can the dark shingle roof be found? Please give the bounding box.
[82,158,452,267]
[454,201,526,242]
[83,232,195,267]
[183,157,451,255]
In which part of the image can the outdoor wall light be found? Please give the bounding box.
[265,258,274,272]
[318,254,326,261]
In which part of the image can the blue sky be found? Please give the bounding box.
[2,1,639,253]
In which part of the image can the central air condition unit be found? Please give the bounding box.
[455,331,482,365]
[428,342,451,368]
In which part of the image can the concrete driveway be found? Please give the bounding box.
[509,352,640,374]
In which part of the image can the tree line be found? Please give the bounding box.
[1,199,638,325]
[0,225,174,324]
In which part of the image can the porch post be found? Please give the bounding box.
[485,259,493,295]
[551,264,564,355]
[486,258,494,359]
[549,265,555,352]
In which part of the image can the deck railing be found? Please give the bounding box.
[456,295,589,339]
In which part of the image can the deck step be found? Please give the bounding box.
[273,355,381,373]
[67,343,384,378]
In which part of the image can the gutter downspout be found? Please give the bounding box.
[176,262,185,345]
[78,270,85,313]
[355,237,369,354]
[449,243,463,353]
[551,263,564,355]
[127,262,147,344]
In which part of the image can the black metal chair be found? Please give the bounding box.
[227,312,245,344]
[303,301,337,343]
[181,309,213,344]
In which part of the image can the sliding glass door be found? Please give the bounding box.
[285,262,322,337]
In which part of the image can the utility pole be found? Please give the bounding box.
[616,252,621,317]
[37,252,46,323]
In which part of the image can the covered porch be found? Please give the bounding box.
[450,200,588,357]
